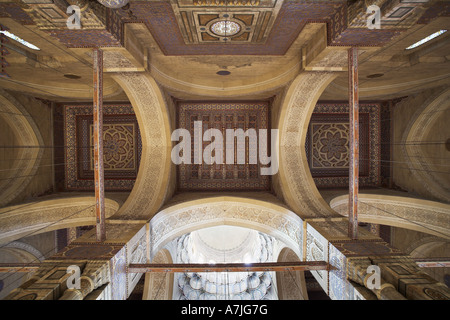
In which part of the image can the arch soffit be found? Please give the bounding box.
[0,89,45,207]
[0,196,121,244]
[406,236,450,256]
[148,196,304,260]
[110,73,172,220]
[2,241,45,262]
[330,193,450,239]
[277,71,340,218]
[401,87,450,203]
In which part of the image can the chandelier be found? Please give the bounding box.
[96,0,130,9]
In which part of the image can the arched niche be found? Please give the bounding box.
[0,241,44,299]
[148,196,304,262]
[407,237,450,288]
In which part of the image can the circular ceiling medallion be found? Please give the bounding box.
[210,20,240,37]
[96,0,129,9]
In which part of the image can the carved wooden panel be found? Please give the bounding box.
[177,101,271,191]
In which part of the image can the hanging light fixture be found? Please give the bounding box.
[406,30,448,50]
[96,0,130,9]
[0,30,40,51]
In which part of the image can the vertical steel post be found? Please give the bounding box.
[93,48,105,242]
[348,47,359,240]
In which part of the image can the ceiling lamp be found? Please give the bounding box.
[0,30,40,50]
[210,20,241,37]
[96,0,129,9]
[406,30,448,50]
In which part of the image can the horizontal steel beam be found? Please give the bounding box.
[415,258,450,268]
[128,261,331,273]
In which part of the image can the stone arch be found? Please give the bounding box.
[110,73,172,220]
[276,247,308,300]
[401,87,450,203]
[0,241,44,299]
[410,240,450,258]
[277,71,340,218]
[148,196,303,261]
[406,236,450,289]
[3,241,45,262]
[330,193,450,239]
[0,88,44,207]
[142,248,174,300]
[0,195,121,244]
[404,236,449,256]
[149,58,300,99]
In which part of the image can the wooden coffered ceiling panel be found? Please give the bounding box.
[170,0,283,44]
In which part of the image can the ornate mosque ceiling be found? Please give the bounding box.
[0,1,449,193]
[0,1,449,302]
[176,100,271,192]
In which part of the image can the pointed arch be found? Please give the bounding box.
[111,73,173,220]
[277,71,340,218]
[148,196,304,261]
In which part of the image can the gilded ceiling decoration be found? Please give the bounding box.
[56,104,142,191]
[177,101,271,192]
[305,103,381,188]
[92,124,137,171]
[97,0,129,9]
[2,1,446,53]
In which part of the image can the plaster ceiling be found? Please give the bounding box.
[193,225,256,260]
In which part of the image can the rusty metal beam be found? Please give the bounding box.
[348,47,359,240]
[415,258,450,268]
[93,48,105,242]
[128,261,331,273]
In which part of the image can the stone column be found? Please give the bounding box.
[347,255,450,300]
[4,222,147,300]
[346,257,406,300]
